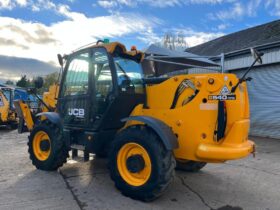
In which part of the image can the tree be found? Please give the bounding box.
[30,72,59,94]
[157,32,188,51]
[163,33,176,50]
[5,80,14,85]
[16,75,31,88]
[176,32,188,51]
[43,72,59,90]
[15,72,59,94]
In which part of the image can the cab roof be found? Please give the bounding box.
[73,41,144,62]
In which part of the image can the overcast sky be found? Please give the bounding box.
[0,0,279,83]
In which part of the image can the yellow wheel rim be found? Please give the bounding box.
[32,131,51,161]
[117,143,152,187]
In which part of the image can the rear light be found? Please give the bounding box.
[131,46,137,51]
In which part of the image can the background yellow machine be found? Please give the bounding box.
[0,87,18,128]
[14,41,262,201]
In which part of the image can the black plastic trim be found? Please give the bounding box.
[143,77,169,85]
[121,116,178,150]
[36,112,62,126]
[216,101,227,141]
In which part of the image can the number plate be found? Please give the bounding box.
[208,95,236,101]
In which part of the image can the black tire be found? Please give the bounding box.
[176,160,207,172]
[108,125,175,201]
[28,120,69,171]
[95,142,110,158]
[95,148,108,158]
[7,123,17,130]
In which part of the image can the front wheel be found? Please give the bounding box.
[108,126,175,201]
[28,120,69,171]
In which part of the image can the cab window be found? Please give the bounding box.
[62,52,90,96]
[93,48,113,115]
[93,49,113,98]
[114,56,144,94]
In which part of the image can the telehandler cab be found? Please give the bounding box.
[14,41,261,201]
[0,87,18,128]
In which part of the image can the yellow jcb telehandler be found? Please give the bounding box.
[0,87,18,129]
[14,41,261,201]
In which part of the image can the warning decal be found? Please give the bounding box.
[220,85,231,95]
[208,84,235,101]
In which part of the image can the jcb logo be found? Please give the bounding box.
[68,108,85,118]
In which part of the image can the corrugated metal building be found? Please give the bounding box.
[187,20,280,139]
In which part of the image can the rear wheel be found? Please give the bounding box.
[109,126,175,201]
[28,120,69,171]
[176,160,207,172]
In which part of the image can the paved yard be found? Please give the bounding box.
[0,128,279,210]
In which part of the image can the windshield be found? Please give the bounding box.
[2,89,12,102]
[114,56,143,86]
[1,88,14,108]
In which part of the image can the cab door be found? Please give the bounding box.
[90,47,116,130]
[58,50,92,128]
[88,48,144,131]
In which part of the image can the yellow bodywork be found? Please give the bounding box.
[16,100,34,130]
[0,90,17,124]
[0,91,10,123]
[15,84,59,130]
[126,74,254,163]
[41,84,59,112]
[16,42,254,163]
[81,42,144,61]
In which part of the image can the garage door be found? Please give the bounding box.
[233,64,280,139]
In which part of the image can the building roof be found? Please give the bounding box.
[145,44,217,65]
[142,44,218,76]
[187,20,280,56]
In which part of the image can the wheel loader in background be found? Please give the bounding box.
[0,87,18,129]
[14,40,262,201]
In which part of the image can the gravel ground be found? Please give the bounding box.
[0,128,279,210]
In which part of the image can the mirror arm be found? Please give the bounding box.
[27,87,51,111]
[34,94,51,111]
[231,58,258,93]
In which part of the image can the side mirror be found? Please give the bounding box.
[57,54,63,67]
[250,48,264,64]
[34,77,44,89]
